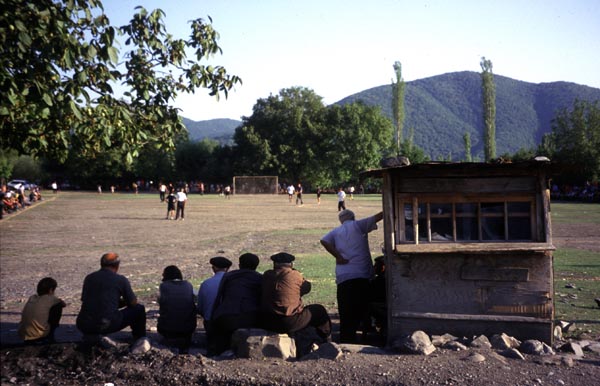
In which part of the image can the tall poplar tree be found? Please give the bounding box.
[463,132,472,162]
[391,61,406,155]
[480,57,496,161]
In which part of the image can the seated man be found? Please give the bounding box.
[197,256,232,355]
[76,253,147,345]
[260,252,331,343]
[157,265,197,353]
[18,277,67,344]
[211,253,263,355]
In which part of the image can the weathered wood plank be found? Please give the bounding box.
[394,242,555,253]
[391,311,551,323]
[460,266,529,282]
[388,254,553,316]
[396,177,536,193]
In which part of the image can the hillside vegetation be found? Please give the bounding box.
[185,72,600,160]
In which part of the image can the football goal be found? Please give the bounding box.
[233,176,279,194]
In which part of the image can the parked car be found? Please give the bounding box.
[7,179,38,191]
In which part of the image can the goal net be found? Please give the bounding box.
[233,176,279,194]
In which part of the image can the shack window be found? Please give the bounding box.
[397,195,535,243]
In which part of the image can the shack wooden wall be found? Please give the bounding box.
[387,251,554,343]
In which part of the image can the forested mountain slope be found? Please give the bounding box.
[337,71,600,159]
[184,72,600,160]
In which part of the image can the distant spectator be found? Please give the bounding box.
[159,183,167,202]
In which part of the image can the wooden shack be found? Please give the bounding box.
[361,159,556,344]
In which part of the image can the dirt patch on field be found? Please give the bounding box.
[1,193,599,385]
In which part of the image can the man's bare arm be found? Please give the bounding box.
[320,240,349,265]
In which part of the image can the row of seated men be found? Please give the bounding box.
[18,252,386,356]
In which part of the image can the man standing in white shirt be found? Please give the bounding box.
[286,184,295,203]
[175,187,187,220]
[337,187,346,211]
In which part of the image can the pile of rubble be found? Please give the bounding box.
[192,326,600,365]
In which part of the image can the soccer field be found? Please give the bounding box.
[1,193,598,340]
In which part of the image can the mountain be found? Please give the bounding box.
[337,71,600,159]
[182,118,240,145]
[183,72,600,159]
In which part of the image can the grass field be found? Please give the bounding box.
[1,193,598,339]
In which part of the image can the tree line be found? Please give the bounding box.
[1,1,598,190]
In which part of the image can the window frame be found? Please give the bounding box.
[395,193,537,245]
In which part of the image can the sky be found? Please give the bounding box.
[102,0,600,122]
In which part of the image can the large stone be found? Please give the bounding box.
[431,333,458,347]
[559,342,584,357]
[462,352,486,363]
[443,341,467,351]
[231,328,296,360]
[553,326,563,340]
[585,342,600,354]
[130,337,151,354]
[490,333,521,350]
[469,335,492,349]
[520,340,544,355]
[500,348,525,360]
[393,330,436,355]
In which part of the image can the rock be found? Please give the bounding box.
[553,326,563,340]
[393,330,436,355]
[338,344,388,355]
[469,335,492,349]
[100,336,120,349]
[130,337,151,354]
[431,333,458,347]
[501,348,525,360]
[490,333,521,350]
[300,342,343,360]
[558,320,573,332]
[520,340,545,355]
[595,298,600,308]
[231,328,296,360]
[585,342,600,354]
[380,156,410,168]
[542,342,555,355]
[559,342,584,357]
[462,352,486,363]
[565,283,576,289]
[443,341,467,351]
[561,355,574,367]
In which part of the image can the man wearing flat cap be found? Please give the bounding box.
[211,253,263,355]
[260,252,332,343]
[197,256,232,354]
[76,253,147,344]
[320,210,383,343]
